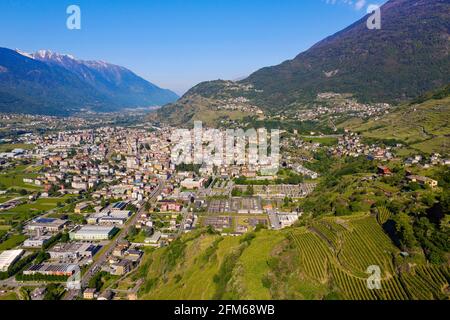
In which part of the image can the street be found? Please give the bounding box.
[62,179,165,300]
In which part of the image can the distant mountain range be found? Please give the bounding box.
[157,0,450,126]
[0,48,178,115]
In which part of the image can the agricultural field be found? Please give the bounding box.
[0,164,43,191]
[0,195,74,225]
[0,234,27,250]
[342,96,450,155]
[117,231,285,300]
[0,144,35,153]
[300,136,339,146]
[123,214,449,300]
[377,207,391,225]
[288,215,448,300]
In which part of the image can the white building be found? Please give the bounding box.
[145,231,162,246]
[0,250,24,272]
[278,213,299,229]
[181,178,205,190]
[48,242,100,260]
[86,210,131,225]
[69,226,117,241]
[26,218,67,233]
[23,235,53,248]
[72,182,88,190]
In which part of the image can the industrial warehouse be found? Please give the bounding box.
[0,250,24,272]
[69,226,118,241]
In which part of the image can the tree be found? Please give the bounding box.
[129,226,138,238]
[283,196,291,208]
[60,233,70,243]
[393,213,417,249]
[88,272,107,292]
[231,188,242,197]
[246,185,254,196]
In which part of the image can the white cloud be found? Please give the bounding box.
[355,0,367,10]
[325,0,368,11]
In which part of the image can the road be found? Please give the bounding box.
[177,207,190,236]
[62,180,165,300]
[300,134,343,139]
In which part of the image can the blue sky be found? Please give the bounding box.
[0,0,385,95]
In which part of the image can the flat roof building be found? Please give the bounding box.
[24,263,76,276]
[70,226,118,241]
[83,288,96,300]
[26,218,67,233]
[145,231,162,245]
[87,210,131,226]
[23,235,53,248]
[48,242,100,260]
[111,202,128,211]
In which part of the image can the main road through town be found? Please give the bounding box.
[62,179,165,300]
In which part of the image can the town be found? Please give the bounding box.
[0,112,447,301]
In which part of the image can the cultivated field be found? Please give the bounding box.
[121,214,449,300]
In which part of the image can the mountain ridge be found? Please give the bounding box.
[0,47,179,115]
[156,0,450,126]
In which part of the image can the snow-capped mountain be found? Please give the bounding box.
[0,47,179,115]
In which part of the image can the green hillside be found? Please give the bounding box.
[121,215,449,300]
[156,0,450,126]
[243,0,450,107]
[152,91,252,127]
[118,152,450,300]
[340,93,450,155]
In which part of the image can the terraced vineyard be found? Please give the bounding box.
[401,266,450,300]
[127,214,448,300]
[377,206,392,225]
[310,220,345,251]
[290,215,449,300]
[328,263,408,300]
[289,231,331,283]
[339,216,396,276]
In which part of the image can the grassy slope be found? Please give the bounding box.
[0,196,14,204]
[0,144,35,153]
[0,234,27,250]
[0,164,43,191]
[0,292,19,300]
[123,215,449,300]
[153,95,252,128]
[341,96,450,155]
[128,230,286,300]
[1,196,70,217]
